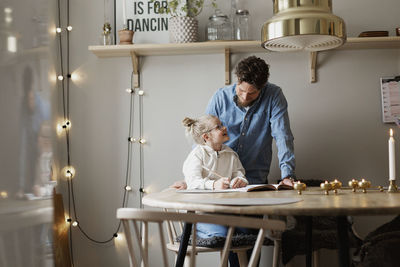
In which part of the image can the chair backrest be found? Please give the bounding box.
[117,208,286,267]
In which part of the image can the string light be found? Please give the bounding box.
[62,166,76,179]
[0,191,8,199]
[114,232,124,242]
[126,88,134,93]
[137,90,144,96]
[70,72,79,81]
[63,120,71,129]
[139,138,147,144]
[57,120,71,135]
[125,185,132,191]
[55,0,139,249]
[128,137,136,142]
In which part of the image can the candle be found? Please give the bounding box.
[389,128,396,180]
[122,0,127,28]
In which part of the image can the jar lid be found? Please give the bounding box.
[236,9,249,15]
[209,9,229,20]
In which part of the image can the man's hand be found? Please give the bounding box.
[230,177,248,188]
[170,180,187,190]
[280,177,295,187]
[214,177,231,189]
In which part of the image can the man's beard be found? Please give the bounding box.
[236,97,256,108]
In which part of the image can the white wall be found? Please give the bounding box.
[60,0,400,266]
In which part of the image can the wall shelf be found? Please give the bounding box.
[89,37,400,84]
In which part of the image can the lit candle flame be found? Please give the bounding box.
[390,128,393,137]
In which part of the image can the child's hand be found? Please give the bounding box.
[213,177,231,189]
[230,177,248,188]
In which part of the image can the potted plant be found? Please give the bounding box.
[151,0,217,43]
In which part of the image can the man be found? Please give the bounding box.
[206,55,295,185]
[173,56,295,188]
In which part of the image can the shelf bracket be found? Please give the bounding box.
[310,51,317,83]
[225,48,230,85]
[130,51,140,88]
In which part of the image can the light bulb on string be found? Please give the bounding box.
[139,138,146,144]
[126,88,134,94]
[57,75,64,81]
[66,25,73,31]
[62,166,76,179]
[128,137,136,143]
[114,232,124,243]
[125,185,132,191]
[137,90,144,96]
[72,221,79,227]
[0,191,8,199]
[56,120,71,136]
[62,120,71,129]
[56,27,62,33]
[70,72,79,82]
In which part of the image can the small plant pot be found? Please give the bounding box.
[169,17,198,43]
[118,29,134,45]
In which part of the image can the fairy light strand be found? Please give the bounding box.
[55,1,139,262]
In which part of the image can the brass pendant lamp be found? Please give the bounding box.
[262,0,346,51]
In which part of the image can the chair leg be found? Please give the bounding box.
[273,239,281,267]
[220,251,228,267]
[237,250,249,267]
[184,255,191,267]
[313,250,319,267]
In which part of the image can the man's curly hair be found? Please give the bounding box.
[235,56,270,90]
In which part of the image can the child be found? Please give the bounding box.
[182,114,248,190]
[182,114,248,238]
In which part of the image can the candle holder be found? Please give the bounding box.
[320,181,332,195]
[330,179,342,194]
[293,181,306,195]
[348,179,359,192]
[388,180,398,193]
[358,179,371,193]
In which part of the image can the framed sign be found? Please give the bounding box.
[116,0,170,44]
[381,76,400,123]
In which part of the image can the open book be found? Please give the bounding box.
[239,184,293,192]
[177,184,293,193]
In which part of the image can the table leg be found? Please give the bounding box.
[305,216,313,267]
[175,222,192,267]
[336,216,350,267]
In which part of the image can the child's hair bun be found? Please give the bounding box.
[182,117,196,127]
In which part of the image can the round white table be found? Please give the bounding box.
[143,187,400,267]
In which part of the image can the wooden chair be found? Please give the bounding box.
[117,208,286,267]
[163,209,253,267]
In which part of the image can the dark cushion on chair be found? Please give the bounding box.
[281,216,362,265]
[176,233,274,248]
[356,215,400,267]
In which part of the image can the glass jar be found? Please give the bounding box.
[234,9,250,40]
[206,10,232,41]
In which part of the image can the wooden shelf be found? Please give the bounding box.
[89,36,400,84]
[89,37,400,58]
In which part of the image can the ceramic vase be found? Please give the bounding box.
[169,17,198,43]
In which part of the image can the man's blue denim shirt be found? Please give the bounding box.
[205,82,295,184]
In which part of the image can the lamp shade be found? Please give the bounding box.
[262,0,346,51]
